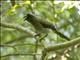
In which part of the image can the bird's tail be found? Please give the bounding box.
[51,26,70,41]
[54,30,70,41]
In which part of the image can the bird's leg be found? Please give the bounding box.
[39,34,48,42]
[34,33,48,42]
[34,33,41,37]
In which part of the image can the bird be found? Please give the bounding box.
[24,13,70,41]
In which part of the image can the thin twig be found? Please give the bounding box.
[1,53,41,58]
[4,35,28,44]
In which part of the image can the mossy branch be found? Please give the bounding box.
[41,37,80,60]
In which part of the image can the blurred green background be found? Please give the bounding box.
[0,0,80,60]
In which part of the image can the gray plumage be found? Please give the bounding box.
[24,13,70,41]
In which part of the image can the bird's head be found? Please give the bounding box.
[24,13,35,22]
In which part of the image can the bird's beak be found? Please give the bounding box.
[23,15,27,21]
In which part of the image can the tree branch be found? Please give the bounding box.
[41,37,80,60]
[0,43,43,47]
[1,53,41,58]
[0,22,36,37]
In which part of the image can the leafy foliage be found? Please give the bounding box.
[1,1,80,60]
